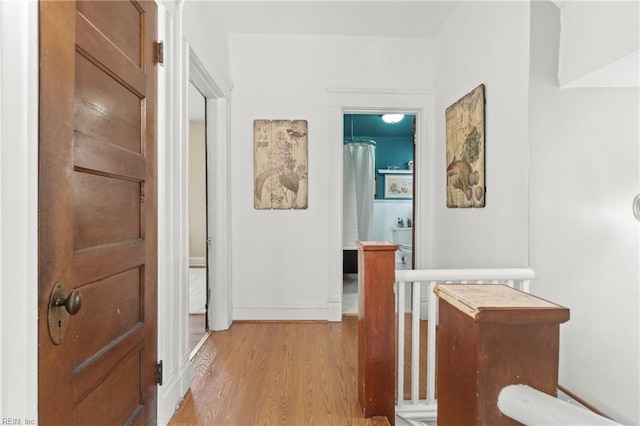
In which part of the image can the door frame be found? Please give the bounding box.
[327,88,436,322]
[0,0,39,420]
[188,48,232,333]
[156,4,232,422]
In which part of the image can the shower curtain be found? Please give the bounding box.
[343,140,375,249]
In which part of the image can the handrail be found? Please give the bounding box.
[498,385,621,426]
[396,268,535,283]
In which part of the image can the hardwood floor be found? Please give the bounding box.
[169,317,392,425]
[189,314,207,353]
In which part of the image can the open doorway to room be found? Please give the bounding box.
[188,81,209,355]
[342,113,416,315]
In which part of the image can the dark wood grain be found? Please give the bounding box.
[39,1,157,424]
[436,284,569,425]
[357,241,398,425]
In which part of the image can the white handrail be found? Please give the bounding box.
[498,385,621,426]
[396,268,535,283]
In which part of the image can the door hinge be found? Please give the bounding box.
[157,360,163,386]
[154,41,164,66]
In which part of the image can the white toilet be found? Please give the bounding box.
[391,226,413,269]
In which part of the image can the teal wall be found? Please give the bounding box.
[344,114,414,199]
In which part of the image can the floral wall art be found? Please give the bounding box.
[384,175,413,199]
[446,84,486,208]
[253,119,308,209]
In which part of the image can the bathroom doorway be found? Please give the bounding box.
[188,81,209,355]
[342,113,416,315]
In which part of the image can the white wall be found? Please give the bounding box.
[432,2,531,268]
[229,34,434,319]
[559,1,639,87]
[182,2,233,98]
[529,2,639,423]
[0,1,38,421]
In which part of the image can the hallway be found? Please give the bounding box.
[169,317,388,425]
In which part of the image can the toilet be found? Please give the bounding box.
[391,226,413,269]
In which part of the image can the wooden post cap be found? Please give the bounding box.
[435,284,570,324]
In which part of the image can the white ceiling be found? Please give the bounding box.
[186,1,459,119]
[187,1,459,40]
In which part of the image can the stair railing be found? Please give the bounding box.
[394,268,535,423]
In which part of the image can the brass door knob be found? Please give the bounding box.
[48,282,83,344]
[55,290,83,315]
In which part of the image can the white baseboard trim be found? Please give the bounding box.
[233,304,329,321]
[328,298,343,322]
[157,354,193,425]
[189,257,206,267]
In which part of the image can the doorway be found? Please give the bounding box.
[342,113,416,316]
[188,81,210,356]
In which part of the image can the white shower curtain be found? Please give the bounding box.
[343,141,375,249]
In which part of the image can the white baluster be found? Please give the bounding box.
[397,281,405,405]
[411,281,421,403]
[427,281,437,403]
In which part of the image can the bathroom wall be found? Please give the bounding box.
[374,136,413,200]
[372,200,413,242]
[343,114,414,199]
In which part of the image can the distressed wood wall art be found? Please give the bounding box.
[446,84,485,208]
[254,119,308,209]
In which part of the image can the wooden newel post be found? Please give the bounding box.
[435,284,570,425]
[356,241,398,425]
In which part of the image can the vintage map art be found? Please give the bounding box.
[253,119,308,209]
[446,84,485,208]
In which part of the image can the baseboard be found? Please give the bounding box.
[233,303,329,321]
[157,354,193,425]
[189,257,206,267]
[328,297,343,322]
[557,385,605,416]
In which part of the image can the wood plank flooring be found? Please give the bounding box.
[170,317,396,425]
[189,314,207,353]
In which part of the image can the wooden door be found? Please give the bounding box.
[38,1,158,424]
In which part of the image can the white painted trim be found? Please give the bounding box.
[187,48,232,332]
[0,1,39,421]
[207,97,233,331]
[189,257,206,267]
[396,402,438,423]
[157,3,194,424]
[157,353,192,425]
[327,297,343,321]
[327,88,436,322]
[233,304,329,321]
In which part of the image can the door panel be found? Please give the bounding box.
[74,172,141,248]
[72,268,142,366]
[76,1,143,68]
[39,1,157,424]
